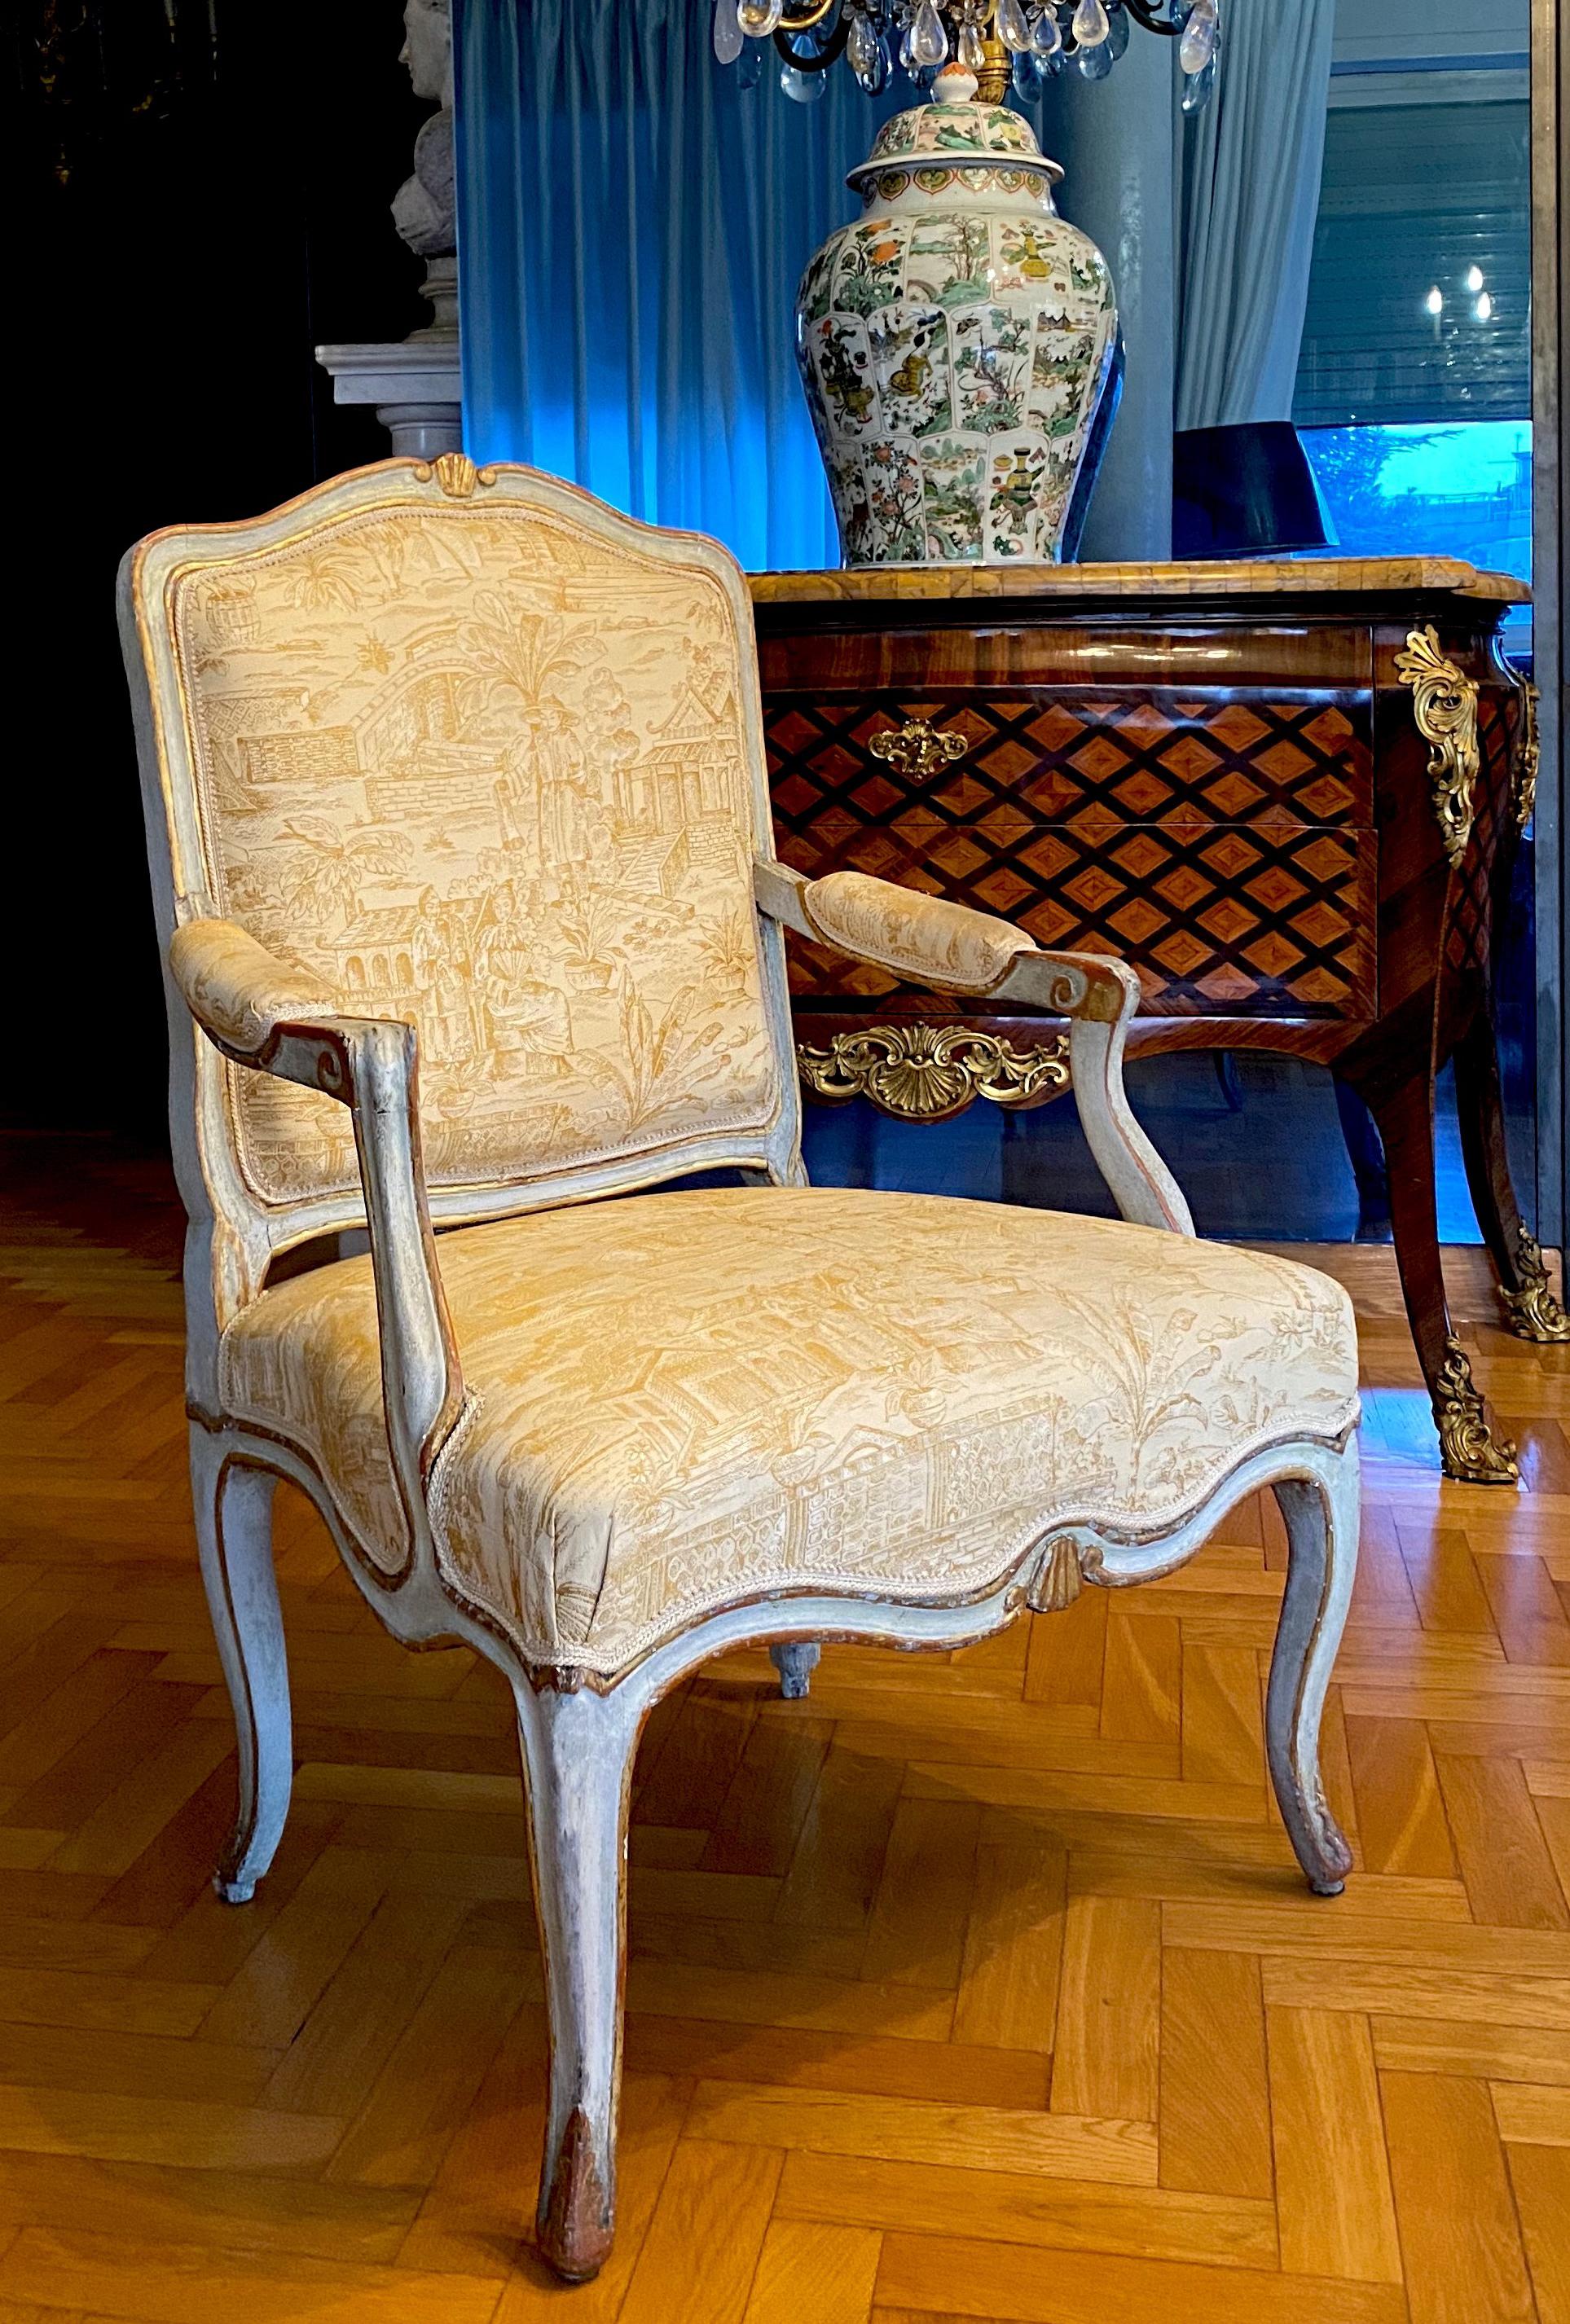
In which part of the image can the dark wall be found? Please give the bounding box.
[7,0,429,1136]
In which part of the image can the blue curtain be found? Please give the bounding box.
[1175,0,1333,429]
[454,0,902,570]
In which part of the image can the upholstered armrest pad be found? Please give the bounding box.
[801,871,1036,995]
[169,918,344,1057]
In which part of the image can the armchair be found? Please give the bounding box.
[121,455,1360,2284]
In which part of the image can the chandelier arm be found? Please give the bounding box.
[772,14,852,66]
[1119,0,1185,30]
[776,0,839,30]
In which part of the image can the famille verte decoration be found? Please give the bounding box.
[794,63,1119,567]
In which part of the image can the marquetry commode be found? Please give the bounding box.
[750,557,1558,1485]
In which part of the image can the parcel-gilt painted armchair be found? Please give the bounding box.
[120,455,1360,2283]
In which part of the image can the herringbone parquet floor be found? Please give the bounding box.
[0,1136,1565,2323]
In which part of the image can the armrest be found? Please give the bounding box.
[772,865,1037,995]
[169,919,465,1516]
[754,862,1194,1237]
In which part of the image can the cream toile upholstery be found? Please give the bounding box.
[129,455,791,1323]
[222,1185,1357,1674]
[169,492,778,1205]
[122,455,1363,2288]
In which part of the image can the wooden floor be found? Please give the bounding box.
[0,1139,1566,2324]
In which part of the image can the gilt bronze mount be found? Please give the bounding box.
[1432,1338,1519,1485]
[1396,625,1481,868]
[797,1023,1071,1120]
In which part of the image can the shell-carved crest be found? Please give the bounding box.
[415,451,493,500]
[1395,626,1480,868]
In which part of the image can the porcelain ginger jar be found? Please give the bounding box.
[794,66,1119,568]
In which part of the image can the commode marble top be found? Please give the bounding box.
[748,558,1531,605]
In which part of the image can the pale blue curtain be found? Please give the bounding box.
[1175,0,1335,430]
[454,0,901,569]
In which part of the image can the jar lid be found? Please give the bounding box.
[848,65,1062,189]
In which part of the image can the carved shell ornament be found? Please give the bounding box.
[1395,626,1480,868]
[1019,1531,1106,1613]
[414,451,495,499]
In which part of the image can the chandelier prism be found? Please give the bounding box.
[715,0,1220,105]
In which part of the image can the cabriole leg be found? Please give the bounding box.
[1453,1014,1570,1342]
[1268,1448,1360,1896]
[1357,1062,1517,1483]
[516,1679,639,2282]
[188,1424,290,1904]
[770,1641,821,1699]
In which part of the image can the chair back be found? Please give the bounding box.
[121,456,798,1316]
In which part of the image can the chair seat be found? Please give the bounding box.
[220,1187,1358,1675]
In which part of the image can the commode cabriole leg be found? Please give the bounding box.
[1353,1060,1518,1483]
[515,1676,640,2282]
[188,1423,292,1904]
[1453,1013,1570,1342]
[1268,1442,1360,1896]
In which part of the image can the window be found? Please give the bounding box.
[1293,94,1532,639]
[1294,99,1529,428]
[1303,419,1533,643]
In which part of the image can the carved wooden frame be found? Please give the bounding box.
[125,458,1360,2286]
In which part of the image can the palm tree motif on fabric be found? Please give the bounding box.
[454,594,645,859]
[697,910,756,999]
[278,547,372,614]
[578,977,736,1137]
[1056,1283,1350,1505]
[270,818,415,928]
[556,882,635,994]
[279,521,484,613]
[455,595,598,718]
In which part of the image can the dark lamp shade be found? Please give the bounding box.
[1172,421,1336,560]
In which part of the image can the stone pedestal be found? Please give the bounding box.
[314,338,462,457]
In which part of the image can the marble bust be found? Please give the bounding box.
[314,0,462,448]
[393,0,456,317]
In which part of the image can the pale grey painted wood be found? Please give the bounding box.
[1269,1451,1361,1895]
[514,1680,638,2282]
[769,1641,822,1698]
[1054,1012,1195,1235]
[188,1426,291,1905]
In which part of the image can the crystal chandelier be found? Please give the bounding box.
[714,0,1221,110]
